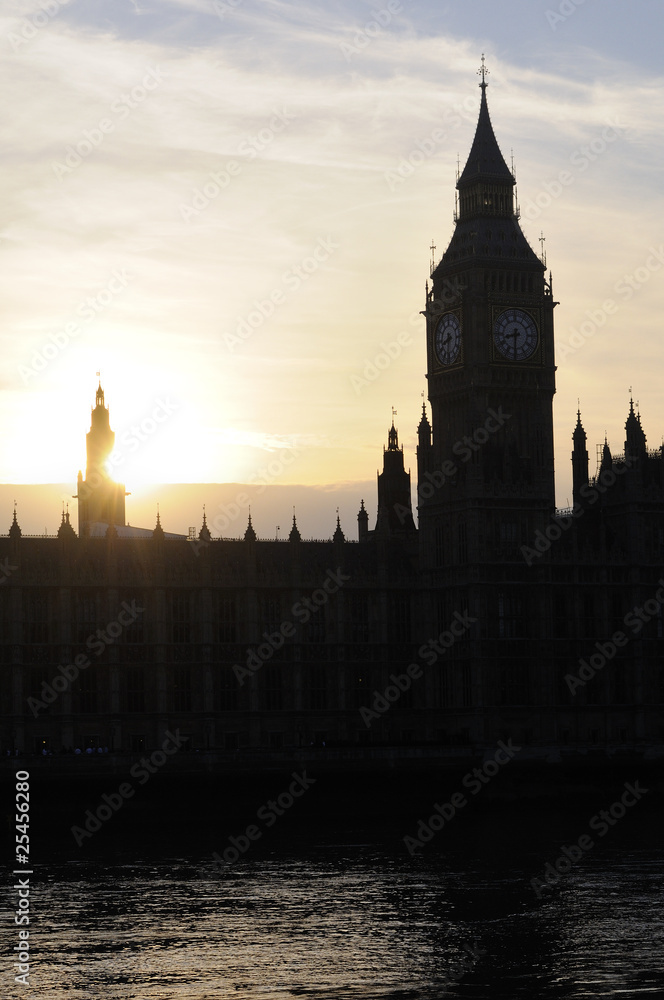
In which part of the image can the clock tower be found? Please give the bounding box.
[418,59,556,572]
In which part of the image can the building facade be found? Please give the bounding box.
[2,72,663,757]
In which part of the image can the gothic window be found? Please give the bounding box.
[461,661,472,707]
[259,594,283,635]
[433,664,452,707]
[78,670,98,714]
[216,593,237,643]
[307,663,327,711]
[171,664,192,713]
[218,666,238,711]
[434,526,444,567]
[497,592,522,638]
[170,593,191,645]
[353,667,372,710]
[125,667,145,713]
[498,661,528,705]
[23,591,50,644]
[262,664,283,711]
[348,594,370,643]
[457,522,468,563]
[388,594,411,644]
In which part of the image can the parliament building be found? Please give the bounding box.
[2,70,663,760]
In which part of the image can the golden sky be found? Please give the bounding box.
[2,0,663,534]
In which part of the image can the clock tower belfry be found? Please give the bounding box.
[419,59,556,570]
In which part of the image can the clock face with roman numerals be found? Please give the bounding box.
[434,313,461,365]
[493,308,538,361]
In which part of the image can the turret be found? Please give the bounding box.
[75,381,126,534]
[572,408,589,502]
[357,498,369,542]
[416,400,433,489]
[375,416,416,537]
[624,397,647,462]
[456,56,516,223]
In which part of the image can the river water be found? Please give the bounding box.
[6,768,664,997]
[16,844,664,998]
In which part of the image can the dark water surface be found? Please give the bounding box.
[15,846,664,998]
[5,767,664,997]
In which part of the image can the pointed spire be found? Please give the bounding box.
[289,510,301,542]
[573,404,586,442]
[357,498,369,542]
[601,435,613,473]
[457,57,514,192]
[58,502,76,539]
[418,397,431,431]
[199,505,212,542]
[244,509,256,542]
[625,392,646,457]
[386,409,400,452]
[9,504,21,540]
[333,510,345,544]
[152,507,164,541]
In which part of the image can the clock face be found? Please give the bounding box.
[493,308,538,361]
[434,313,461,365]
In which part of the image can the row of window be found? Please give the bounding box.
[2,591,414,645]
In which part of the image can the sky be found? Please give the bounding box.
[1,0,663,536]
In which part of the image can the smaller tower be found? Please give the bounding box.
[244,511,257,542]
[199,508,212,543]
[571,407,589,503]
[416,400,433,497]
[624,396,647,462]
[357,499,369,542]
[375,416,416,536]
[289,512,301,542]
[75,382,126,534]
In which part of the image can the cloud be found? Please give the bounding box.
[0,2,662,507]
